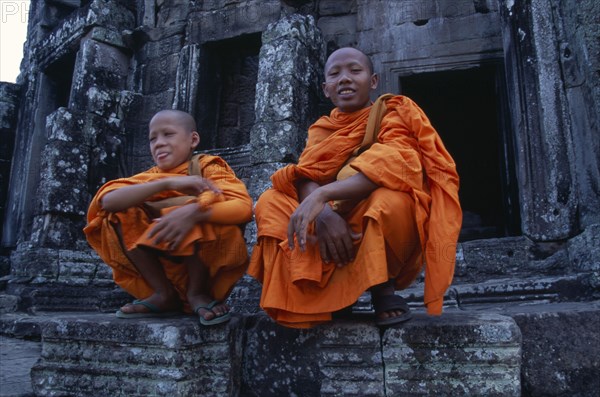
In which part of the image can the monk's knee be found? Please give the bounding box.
[255,189,297,222]
[366,188,414,215]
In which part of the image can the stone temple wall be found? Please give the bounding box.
[0,0,598,324]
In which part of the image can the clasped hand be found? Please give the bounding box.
[149,176,218,250]
[288,190,361,267]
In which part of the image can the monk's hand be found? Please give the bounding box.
[288,189,327,251]
[315,205,362,267]
[149,204,209,250]
[167,176,222,196]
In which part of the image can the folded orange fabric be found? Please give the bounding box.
[248,95,461,327]
[84,155,253,311]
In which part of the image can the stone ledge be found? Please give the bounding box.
[27,311,521,396]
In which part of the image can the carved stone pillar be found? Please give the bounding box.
[249,13,325,200]
[499,0,580,240]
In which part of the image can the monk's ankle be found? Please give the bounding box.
[370,280,394,297]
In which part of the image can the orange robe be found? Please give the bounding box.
[84,155,253,312]
[247,95,462,328]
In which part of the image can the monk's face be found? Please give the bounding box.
[322,48,379,113]
[149,112,199,170]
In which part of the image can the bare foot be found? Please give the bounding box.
[119,290,180,314]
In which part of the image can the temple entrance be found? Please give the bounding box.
[399,63,521,240]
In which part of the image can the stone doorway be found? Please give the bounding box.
[197,34,262,151]
[44,51,76,110]
[399,63,520,241]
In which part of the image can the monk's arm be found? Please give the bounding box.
[290,173,378,254]
[101,176,217,213]
[101,179,172,212]
[202,162,253,225]
[314,172,378,203]
[208,199,252,224]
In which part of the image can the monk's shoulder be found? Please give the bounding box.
[197,154,236,177]
[383,95,426,122]
[384,94,419,110]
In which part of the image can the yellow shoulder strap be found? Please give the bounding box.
[187,153,205,176]
[357,93,394,154]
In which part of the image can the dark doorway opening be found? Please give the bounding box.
[197,34,261,150]
[44,51,77,110]
[399,64,521,241]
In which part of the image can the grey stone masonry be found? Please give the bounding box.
[250,13,325,166]
[384,313,521,396]
[28,311,521,396]
[31,314,244,397]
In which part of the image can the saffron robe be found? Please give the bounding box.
[247,95,462,328]
[84,155,253,311]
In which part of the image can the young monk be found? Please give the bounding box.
[84,109,253,325]
[247,47,462,328]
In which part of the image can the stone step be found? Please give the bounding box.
[0,293,19,314]
[29,311,521,396]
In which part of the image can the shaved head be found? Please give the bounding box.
[151,109,197,132]
[325,47,374,75]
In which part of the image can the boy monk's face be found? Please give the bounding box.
[322,47,378,113]
[149,111,199,171]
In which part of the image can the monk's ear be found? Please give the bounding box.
[190,131,200,148]
[322,81,331,99]
[370,73,379,90]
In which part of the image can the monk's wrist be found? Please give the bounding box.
[316,184,334,203]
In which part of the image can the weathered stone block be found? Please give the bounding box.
[226,274,262,314]
[500,0,579,240]
[173,44,201,114]
[318,321,385,396]
[510,302,600,397]
[250,121,305,163]
[31,313,243,397]
[34,0,134,70]
[0,294,19,314]
[242,316,384,396]
[85,112,127,193]
[56,249,112,285]
[70,37,130,113]
[246,159,282,193]
[10,245,60,280]
[383,312,521,396]
[567,224,600,273]
[250,14,324,163]
[140,54,180,94]
[319,0,357,16]
[138,33,184,63]
[189,0,280,43]
[89,26,127,49]
[38,140,89,216]
[156,1,190,27]
[45,108,85,143]
[317,14,357,48]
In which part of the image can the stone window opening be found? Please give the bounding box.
[399,63,521,241]
[43,51,77,111]
[196,33,262,151]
